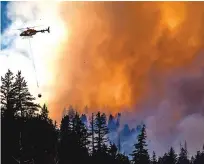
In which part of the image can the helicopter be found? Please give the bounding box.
[14,25,50,98]
[17,26,50,37]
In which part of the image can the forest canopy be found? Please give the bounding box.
[1,69,204,164]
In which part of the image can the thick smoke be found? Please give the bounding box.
[48,2,204,119]
[120,54,204,156]
[47,2,204,155]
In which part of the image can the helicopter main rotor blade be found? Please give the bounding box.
[12,25,44,31]
[26,25,44,28]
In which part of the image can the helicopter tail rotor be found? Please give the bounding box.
[47,26,50,33]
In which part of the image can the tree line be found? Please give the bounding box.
[1,69,204,164]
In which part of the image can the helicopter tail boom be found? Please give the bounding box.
[36,27,50,33]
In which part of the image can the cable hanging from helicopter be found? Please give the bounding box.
[14,25,51,98]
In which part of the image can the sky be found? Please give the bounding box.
[1,2,10,33]
[1,1,11,49]
[1,1,204,157]
[0,0,68,106]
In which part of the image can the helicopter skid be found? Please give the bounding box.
[22,36,33,39]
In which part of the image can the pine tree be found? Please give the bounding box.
[59,112,90,164]
[59,115,72,164]
[151,151,157,164]
[116,153,130,164]
[60,115,72,138]
[40,104,49,120]
[0,69,16,117]
[190,156,195,164]
[118,133,121,153]
[130,124,150,164]
[101,143,109,154]
[89,113,95,154]
[81,114,88,127]
[72,112,90,149]
[71,112,90,163]
[178,143,189,164]
[62,108,67,118]
[201,145,204,162]
[193,149,204,164]
[1,70,18,164]
[157,156,163,164]
[68,105,75,119]
[166,147,177,164]
[94,112,109,152]
[14,71,39,118]
[1,70,39,164]
[158,153,169,164]
[109,143,118,159]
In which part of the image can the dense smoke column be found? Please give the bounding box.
[49,2,204,123]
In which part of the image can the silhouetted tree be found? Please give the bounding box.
[157,156,163,164]
[1,70,37,164]
[109,143,118,159]
[14,71,39,118]
[23,117,58,164]
[59,112,90,164]
[58,115,72,164]
[89,113,95,154]
[151,151,157,164]
[192,147,204,164]
[40,104,49,120]
[177,143,189,164]
[67,105,75,119]
[166,147,177,164]
[94,112,109,152]
[81,113,88,127]
[1,69,17,164]
[72,112,90,149]
[1,69,16,117]
[1,70,58,164]
[130,124,150,164]
[116,153,130,164]
[3,69,204,164]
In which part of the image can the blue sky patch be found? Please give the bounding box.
[1,1,12,50]
[1,1,11,33]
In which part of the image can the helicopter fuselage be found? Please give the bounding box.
[20,29,37,36]
[20,27,50,37]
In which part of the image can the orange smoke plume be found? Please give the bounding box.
[48,2,204,121]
